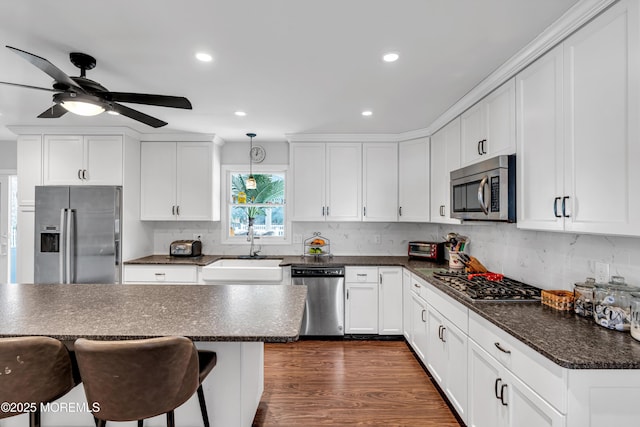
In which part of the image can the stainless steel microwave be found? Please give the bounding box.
[450,154,516,222]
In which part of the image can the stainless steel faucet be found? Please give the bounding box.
[247,217,261,257]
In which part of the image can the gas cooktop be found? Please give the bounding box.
[431,271,542,302]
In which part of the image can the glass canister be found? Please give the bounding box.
[574,277,596,318]
[593,276,633,331]
[631,293,640,342]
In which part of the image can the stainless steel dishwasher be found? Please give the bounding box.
[292,266,345,336]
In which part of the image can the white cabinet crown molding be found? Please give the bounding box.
[7,125,141,138]
[140,133,225,145]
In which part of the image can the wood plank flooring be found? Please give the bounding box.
[252,339,462,426]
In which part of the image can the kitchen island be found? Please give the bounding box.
[0,283,307,427]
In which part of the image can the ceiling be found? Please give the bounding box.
[0,0,580,144]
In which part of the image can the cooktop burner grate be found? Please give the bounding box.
[432,271,542,302]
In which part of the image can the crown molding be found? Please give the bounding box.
[139,133,225,145]
[7,125,142,138]
[286,133,401,143]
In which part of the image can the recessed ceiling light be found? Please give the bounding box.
[195,52,213,62]
[383,52,399,62]
[235,111,247,117]
[362,111,373,117]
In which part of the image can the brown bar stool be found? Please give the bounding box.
[0,336,77,427]
[74,336,216,427]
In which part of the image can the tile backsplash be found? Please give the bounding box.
[151,221,640,291]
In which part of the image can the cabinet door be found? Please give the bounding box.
[16,206,35,283]
[290,143,326,221]
[426,305,447,387]
[402,269,412,339]
[398,138,430,222]
[460,102,484,167]
[516,45,565,231]
[326,143,362,221]
[362,143,397,221]
[563,0,640,236]
[43,135,83,185]
[84,135,123,185]
[140,142,177,220]
[468,340,506,427]
[410,293,428,361]
[17,135,42,206]
[378,267,403,335]
[430,118,461,224]
[484,78,516,158]
[444,319,468,424]
[345,282,378,333]
[504,370,565,427]
[176,142,213,220]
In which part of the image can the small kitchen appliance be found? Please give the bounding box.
[408,241,445,261]
[170,240,202,257]
[450,154,516,222]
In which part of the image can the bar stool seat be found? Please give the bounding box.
[74,336,216,427]
[0,336,77,427]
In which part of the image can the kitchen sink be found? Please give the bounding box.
[201,258,283,283]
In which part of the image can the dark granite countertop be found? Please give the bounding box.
[0,283,306,343]
[124,254,222,266]
[123,253,640,369]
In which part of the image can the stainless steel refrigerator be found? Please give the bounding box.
[34,186,122,284]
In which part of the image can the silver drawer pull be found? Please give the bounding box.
[413,283,421,288]
[494,342,511,354]
[357,274,367,277]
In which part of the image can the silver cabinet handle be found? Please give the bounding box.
[421,309,426,322]
[478,140,483,155]
[82,169,88,180]
[554,197,561,218]
[494,378,502,400]
[478,175,489,215]
[441,326,446,342]
[399,206,402,216]
[379,274,382,284]
[562,196,570,218]
[176,205,180,216]
[78,169,83,180]
[481,139,487,154]
[346,289,349,299]
[494,342,511,354]
[500,384,508,406]
[326,206,329,216]
[413,283,421,289]
[363,206,366,217]
[172,205,175,215]
[440,205,445,216]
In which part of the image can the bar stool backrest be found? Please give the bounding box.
[74,336,199,422]
[0,336,75,419]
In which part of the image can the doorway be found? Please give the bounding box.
[0,173,17,283]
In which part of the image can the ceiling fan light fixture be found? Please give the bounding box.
[60,100,105,116]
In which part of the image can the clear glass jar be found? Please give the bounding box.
[631,293,640,341]
[574,277,595,318]
[593,276,633,331]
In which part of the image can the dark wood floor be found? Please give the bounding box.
[252,339,462,426]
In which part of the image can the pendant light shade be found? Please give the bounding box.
[246,132,257,190]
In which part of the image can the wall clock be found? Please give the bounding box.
[250,145,266,163]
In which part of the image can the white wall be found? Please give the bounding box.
[0,140,17,170]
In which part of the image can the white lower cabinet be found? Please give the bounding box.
[345,267,379,334]
[402,269,412,339]
[378,267,403,335]
[409,291,428,361]
[123,265,199,284]
[468,340,565,427]
[426,304,468,423]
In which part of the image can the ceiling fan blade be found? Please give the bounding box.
[6,45,85,92]
[0,81,62,92]
[37,104,68,118]
[105,92,192,109]
[111,103,168,128]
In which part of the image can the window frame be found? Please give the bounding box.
[220,164,291,245]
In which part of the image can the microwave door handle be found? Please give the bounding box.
[478,175,490,215]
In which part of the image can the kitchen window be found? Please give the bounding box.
[221,165,289,244]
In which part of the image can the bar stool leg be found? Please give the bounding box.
[137,420,144,427]
[166,410,175,427]
[29,408,41,427]
[197,385,211,427]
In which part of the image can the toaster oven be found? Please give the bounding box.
[408,241,445,261]
[170,240,202,257]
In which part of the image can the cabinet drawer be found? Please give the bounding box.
[425,282,468,334]
[124,265,198,284]
[346,266,378,283]
[409,273,427,298]
[469,311,567,413]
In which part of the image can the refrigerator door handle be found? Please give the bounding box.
[59,208,67,284]
[66,209,75,284]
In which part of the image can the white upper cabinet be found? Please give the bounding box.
[140,141,215,221]
[43,135,123,185]
[517,45,565,231]
[430,118,461,224]
[562,0,640,236]
[398,138,430,222]
[363,143,397,222]
[461,78,516,167]
[290,142,361,221]
[17,135,42,206]
[518,0,640,236]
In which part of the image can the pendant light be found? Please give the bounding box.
[246,132,257,190]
